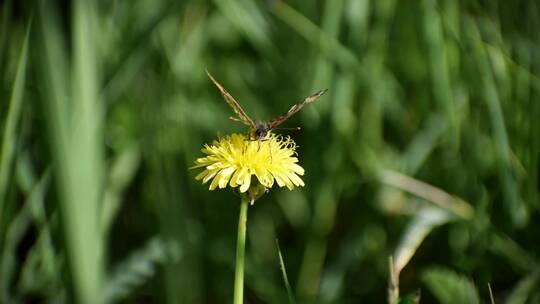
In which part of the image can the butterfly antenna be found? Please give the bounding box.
[273,127,301,131]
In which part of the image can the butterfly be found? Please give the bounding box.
[206,71,327,140]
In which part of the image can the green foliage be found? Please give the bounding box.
[105,237,181,303]
[421,267,480,304]
[0,0,539,303]
[506,269,540,304]
[398,290,421,304]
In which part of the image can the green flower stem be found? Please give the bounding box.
[234,196,249,304]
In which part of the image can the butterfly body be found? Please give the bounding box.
[206,71,327,140]
[254,121,270,140]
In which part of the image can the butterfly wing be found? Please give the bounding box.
[266,89,328,129]
[206,71,256,129]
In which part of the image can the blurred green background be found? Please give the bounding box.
[1,0,539,303]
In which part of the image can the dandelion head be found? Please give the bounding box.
[192,133,305,197]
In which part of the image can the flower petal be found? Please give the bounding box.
[202,169,219,184]
[290,163,305,175]
[239,172,251,193]
[195,170,208,180]
[218,166,236,189]
[230,168,242,188]
[209,174,221,190]
[288,173,305,187]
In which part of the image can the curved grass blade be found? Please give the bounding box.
[379,170,474,219]
[105,237,181,303]
[392,207,454,287]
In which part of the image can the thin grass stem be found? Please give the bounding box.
[488,282,495,304]
[276,239,295,304]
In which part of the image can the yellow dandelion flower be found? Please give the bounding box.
[192,133,305,194]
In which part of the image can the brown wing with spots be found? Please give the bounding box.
[266,89,328,129]
[206,71,256,129]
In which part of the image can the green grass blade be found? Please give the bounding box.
[0,19,30,216]
[272,1,360,71]
[1,170,50,302]
[296,184,336,302]
[487,232,537,273]
[402,114,448,175]
[276,239,296,304]
[69,0,106,302]
[0,0,13,72]
[102,145,141,234]
[38,0,105,302]
[213,0,277,60]
[379,170,474,219]
[421,0,458,144]
[465,18,526,226]
[393,207,453,282]
[488,283,495,304]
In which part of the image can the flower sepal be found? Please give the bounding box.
[238,178,268,205]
